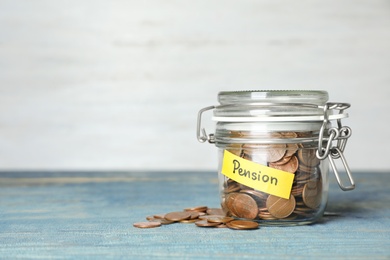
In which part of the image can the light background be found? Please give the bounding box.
[0,0,389,171]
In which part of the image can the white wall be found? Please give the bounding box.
[0,0,389,171]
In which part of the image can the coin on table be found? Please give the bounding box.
[266,194,296,219]
[195,220,220,227]
[230,193,259,220]
[133,222,162,228]
[206,208,225,215]
[226,220,259,230]
[207,216,234,224]
[184,206,208,212]
[164,211,192,222]
[148,218,175,225]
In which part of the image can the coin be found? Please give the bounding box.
[266,195,296,219]
[298,147,320,167]
[133,222,162,229]
[230,193,259,220]
[164,211,192,222]
[241,144,269,165]
[240,189,267,208]
[266,144,287,162]
[184,206,208,212]
[149,218,175,225]
[207,216,234,224]
[195,220,220,227]
[206,208,225,215]
[225,192,240,217]
[271,155,293,166]
[269,155,299,173]
[302,180,322,209]
[180,219,199,223]
[285,143,299,157]
[189,211,201,219]
[198,214,226,220]
[226,220,259,230]
[153,214,166,219]
[281,132,298,138]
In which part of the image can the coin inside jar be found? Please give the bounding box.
[266,194,296,219]
[230,193,259,220]
[302,180,322,209]
[297,147,320,167]
[269,155,299,173]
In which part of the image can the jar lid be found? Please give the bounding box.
[218,90,329,105]
[213,90,347,122]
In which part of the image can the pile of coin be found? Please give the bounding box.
[133,206,259,230]
[221,131,323,222]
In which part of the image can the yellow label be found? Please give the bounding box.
[221,150,294,199]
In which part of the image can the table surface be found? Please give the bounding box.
[0,171,389,259]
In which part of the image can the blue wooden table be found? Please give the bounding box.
[0,171,389,259]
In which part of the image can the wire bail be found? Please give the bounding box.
[196,106,215,143]
[316,102,355,191]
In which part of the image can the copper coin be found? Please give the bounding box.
[146,215,155,221]
[206,208,225,215]
[164,211,192,222]
[207,216,234,224]
[302,180,322,209]
[281,132,298,139]
[285,143,299,157]
[271,155,292,166]
[184,206,208,212]
[215,224,228,228]
[230,193,259,220]
[225,193,240,217]
[224,182,241,193]
[266,144,287,162]
[269,155,299,173]
[240,189,267,208]
[148,218,175,225]
[240,189,268,200]
[195,220,220,227]
[188,211,201,219]
[198,214,226,220]
[180,219,199,223]
[226,220,259,230]
[153,214,166,219]
[266,194,296,219]
[258,211,278,220]
[298,164,316,174]
[298,148,320,167]
[241,144,269,164]
[133,221,162,228]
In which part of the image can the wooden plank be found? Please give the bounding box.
[0,171,389,259]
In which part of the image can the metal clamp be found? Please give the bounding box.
[316,102,355,191]
[196,106,215,143]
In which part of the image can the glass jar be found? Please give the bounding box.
[197,90,355,226]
